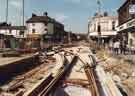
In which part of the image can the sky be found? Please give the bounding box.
[0,0,125,33]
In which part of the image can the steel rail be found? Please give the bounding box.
[77,55,100,96]
[62,50,101,96]
[38,55,77,96]
[62,79,89,87]
[84,65,100,96]
[38,69,64,96]
[24,50,100,96]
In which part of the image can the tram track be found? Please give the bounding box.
[34,51,100,96]
[0,45,124,96]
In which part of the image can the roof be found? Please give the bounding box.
[117,0,135,12]
[117,0,128,12]
[26,15,54,23]
[118,26,135,33]
[26,15,64,29]
[0,26,26,30]
[0,22,8,26]
[93,16,118,20]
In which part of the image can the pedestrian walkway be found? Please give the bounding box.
[119,55,135,62]
[107,47,135,63]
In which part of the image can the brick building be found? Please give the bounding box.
[117,0,135,47]
[118,0,135,25]
[26,12,65,49]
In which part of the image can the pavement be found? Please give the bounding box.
[107,49,135,63]
[119,55,135,62]
[0,54,36,66]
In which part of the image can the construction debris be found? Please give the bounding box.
[0,44,132,96]
[96,48,135,96]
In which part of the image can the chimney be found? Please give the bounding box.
[32,13,37,17]
[43,12,48,16]
[9,23,12,26]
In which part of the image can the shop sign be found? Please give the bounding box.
[129,4,135,14]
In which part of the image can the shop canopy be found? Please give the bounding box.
[118,26,135,33]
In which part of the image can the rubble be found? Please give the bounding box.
[0,53,56,96]
[96,48,135,96]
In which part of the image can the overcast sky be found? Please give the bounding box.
[0,0,125,33]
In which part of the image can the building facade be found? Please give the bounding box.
[26,12,65,48]
[88,14,118,43]
[0,23,26,49]
[117,0,135,47]
[0,26,26,38]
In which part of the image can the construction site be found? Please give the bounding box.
[0,0,135,96]
[0,40,134,96]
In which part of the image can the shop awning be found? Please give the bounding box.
[89,31,117,37]
[118,26,135,33]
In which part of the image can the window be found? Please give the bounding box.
[32,29,36,33]
[20,30,24,35]
[9,30,12,34]
[44,23,48,26]
[32,23,35,26]
[45,28,48,31]
[130,39,133,46]
[102,22,108,31]
[94,24,96,31]
[44,28,48,34]
[112,21,115,30]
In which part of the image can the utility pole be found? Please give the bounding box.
[6,0,9,24]
[68,31,71,44]
[5,0,9,35]
[22,0,25,26]
[88,20,90,40]
[68,26,71,44]
[22,0,25,37]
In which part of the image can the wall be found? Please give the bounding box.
[88,16,118,37]
[27,23,47,35]
[128,32,135,46]
[0,29,26,38]
[118,0,135,26]
[47,23,54,35]
[118,1,130,25]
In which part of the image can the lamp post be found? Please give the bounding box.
[22,0,25,37]
[5,0,9,36]
[22,0,25,27]
[6,0,8,24]
[97,0,101,47]
[68,25,71,44]
[87,19,90,40]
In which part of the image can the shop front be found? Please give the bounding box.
[4,35,16,49]
[27,34,41,49]
[117,19,135,47]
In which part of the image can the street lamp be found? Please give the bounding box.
[22,0,25,37]
[22,0,25,26]
[6,0,8,24]
[67,25,71,44]
[97,0,101,46]
[5,0,9,35]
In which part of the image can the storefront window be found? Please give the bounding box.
[112,21,115,30]
[32,29,36,33]
[32,23,35,26]
[130,39,133,46]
